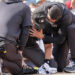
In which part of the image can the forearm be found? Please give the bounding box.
[19,27,31,50]
[44,44,52,59]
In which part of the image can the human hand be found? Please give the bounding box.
[29,28,44,39]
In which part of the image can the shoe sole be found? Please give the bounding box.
[64,70,75,73]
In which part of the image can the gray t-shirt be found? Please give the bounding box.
[0,1,32,42]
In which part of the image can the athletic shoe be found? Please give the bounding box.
[64,60,75,73]
[38,62,57,74]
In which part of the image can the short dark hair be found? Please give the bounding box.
[48,5,62,20]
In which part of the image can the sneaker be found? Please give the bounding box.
[64,60,75,73]
[38,62,57,74]
[66,60,75,67]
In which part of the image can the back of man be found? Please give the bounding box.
[0,0,31,41]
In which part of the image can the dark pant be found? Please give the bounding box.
[0,40,22,75]
[53,40,69,71]
[67,23,75,59]
[23,44,45,67]
[53,23,75,71]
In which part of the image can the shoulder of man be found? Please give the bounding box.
[19,2,30,10]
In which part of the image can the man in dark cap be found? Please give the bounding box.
[0,0,32,75]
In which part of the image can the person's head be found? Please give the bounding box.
[47,5,62,23]
[30,0,46,30]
